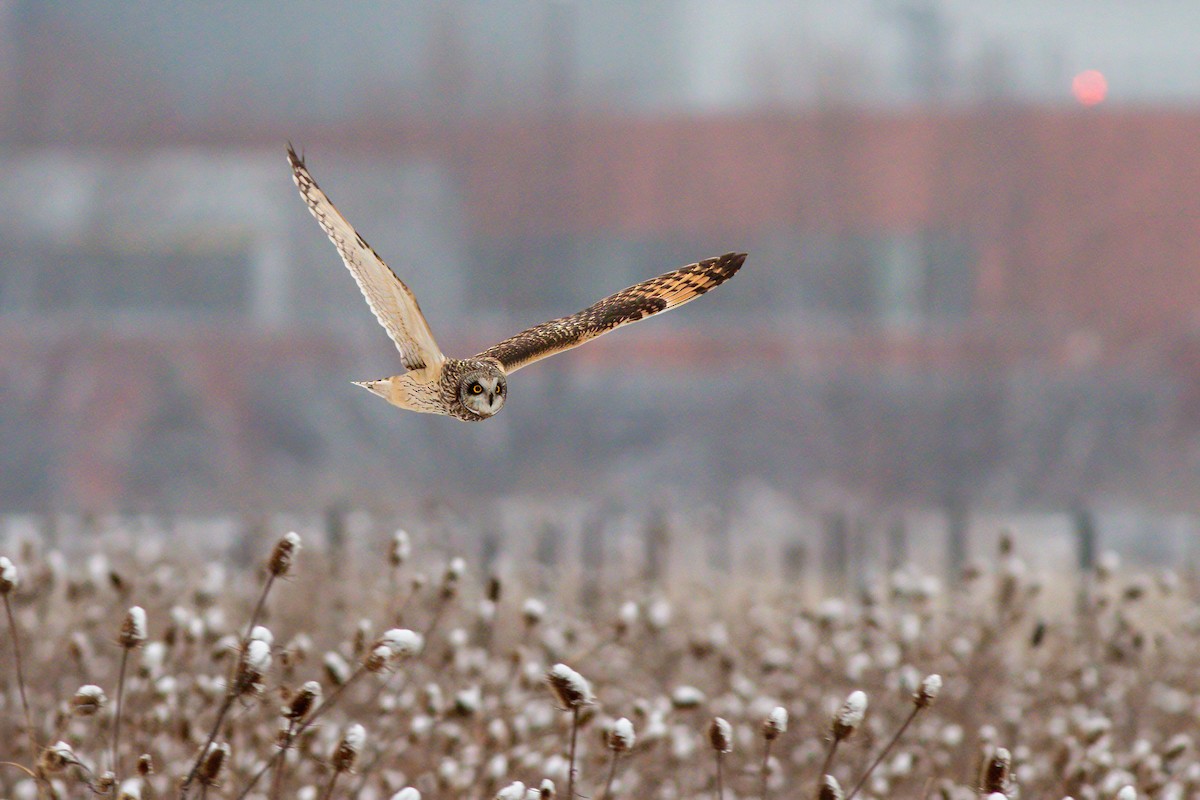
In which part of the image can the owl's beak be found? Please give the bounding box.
[487,391,495,405]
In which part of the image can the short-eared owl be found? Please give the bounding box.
[288,145,745,422]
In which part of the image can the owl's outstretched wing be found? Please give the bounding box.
[477,252,745,374]
[288,145,445,373]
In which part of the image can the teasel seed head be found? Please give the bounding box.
[546,663,594,710]
[982,746,1011,793]
[141,641,166,676]
[915,674,942,708]
[268,531,301,577]
[378,628,424,659]
[522,598,547,626]
[818,774,844,800]
[441,557,465,599]
[72,684,108,716]
[0,556,17,594]
[324,651,352,686]
[454,685,483,716]
[391,789,421,800]
[197,742,229,786]
[832,690,867,740]
[608,717,636,752]
[1163,733,1191,763]
[94,772,117,794]
[539,778,556,799]
[1096,551,1119,581]
[365,644,392,673]
[763,706,788,741]
[120,606,147,649]
[615,601,638,637]
[1116,788,1136,800]
[496,782,526,800]
[390,530,411,567]
[236,637,272,691]
[670,685,706,709]
[38,741,78,773]
[487,575,502,602]
[136,754,154,776]
[709,717,733,753]
[248,625,274,646]
[284,680,322,721]
[332,723,366,773]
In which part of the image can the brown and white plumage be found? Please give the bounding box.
[288,145,745,422]
[477,254,744,374]
[288,146,444,374]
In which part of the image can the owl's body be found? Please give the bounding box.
[360,357,506,422]
[287,145,744,422]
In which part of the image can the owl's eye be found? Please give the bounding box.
[471,384,483,395]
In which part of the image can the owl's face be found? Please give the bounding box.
[458,363,507,418]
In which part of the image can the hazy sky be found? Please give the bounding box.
[9,0,1200,128]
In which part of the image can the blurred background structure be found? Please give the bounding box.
[3,1,1200,549]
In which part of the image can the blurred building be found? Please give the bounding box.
[3,1,1200,512]
[4,108,1200,511]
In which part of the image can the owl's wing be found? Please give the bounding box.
[288,145,446,373]
[477,252,745,374]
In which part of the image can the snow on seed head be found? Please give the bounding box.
[332,723,366,773]
[831,691,867,740]
[546,664,593,710]
[608,717,635,752]
[0,557,17,594]
[708,717,733,753]
[268,531,301,576]
[915,674,942,708]
[120,606,147,649]
[72,684,108,716]
[763,706,787,740]
[390,530,411,567]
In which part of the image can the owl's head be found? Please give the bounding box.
[457,360,507,418]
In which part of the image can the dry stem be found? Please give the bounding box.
[181,571,278,796]
[567,706,581,800]
[845,705,922,800]
[3,594,37,758]
[111,647,131,787]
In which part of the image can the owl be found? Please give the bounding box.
[288,145,745,422]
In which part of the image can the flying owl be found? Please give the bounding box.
[287,145,745,422]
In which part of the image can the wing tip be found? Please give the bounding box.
[700,251,747,284]
[719,251,748,273]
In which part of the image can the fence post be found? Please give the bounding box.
[886,517,908,572]
[1074,506,1096,572]
[325,502,346,575]
[580,514,605,609]
[945,500,968,582]
[1073,506,1096,613]
[643,509,669,586]
[707,516,731,576]
[823,511,849,595]
[783,538,807,584]
[480,528,501,576]
[535,521,560,594]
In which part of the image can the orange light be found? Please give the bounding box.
[1072,70,1107,106]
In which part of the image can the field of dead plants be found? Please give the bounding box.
[0,528,1197,800]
